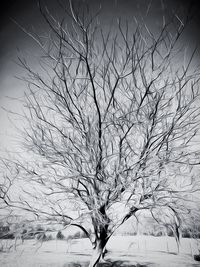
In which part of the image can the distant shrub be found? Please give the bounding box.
[0,226,14,239]
[182,232,190,238]
[130,232,137,236]
[68,230,90,239]
[36,232,52,241]
[56,230,65,240]
[7,233,15,239]
[192,232,200,239]
[36,232,47,241]
[36,225,44,232]
[167,229,174,237]
[73,232,81,239]
[22,229,27,235]
[46,234,53,241]
[182,229,191,238]
[155,231,163,237]
[0,232,14,239]
[120,231,137,236]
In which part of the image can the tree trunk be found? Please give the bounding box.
[89,239,106,267]
[175,234,180,254]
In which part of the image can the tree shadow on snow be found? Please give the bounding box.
[154,250,178,255]
[63,261,149,267]
[97,261,148,267]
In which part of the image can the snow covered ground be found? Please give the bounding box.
[0,235,200,266]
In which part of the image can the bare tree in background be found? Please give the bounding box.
[1,1,200,266]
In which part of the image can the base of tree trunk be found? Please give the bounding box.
[194,254,200,261]
[89,240,106,267]
[89,248,103,267]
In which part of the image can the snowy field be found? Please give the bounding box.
[0,235,200,266]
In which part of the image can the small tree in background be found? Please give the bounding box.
[1,1,200,266]
[56,230,65,240]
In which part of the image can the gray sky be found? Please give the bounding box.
[0,0,200,154]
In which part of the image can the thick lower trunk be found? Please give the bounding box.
[175,235,180,254]
[89,239,105,267]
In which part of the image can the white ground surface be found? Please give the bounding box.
[0,236,200,266]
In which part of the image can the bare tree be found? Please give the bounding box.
[2,2,200,266]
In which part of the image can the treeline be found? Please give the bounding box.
[1,222,200,240]
[0,223,92,241]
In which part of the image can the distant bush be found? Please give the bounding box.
[192,232,200,239]
[36,232,46,241]
[120,231,137,236]
[46,234,53,241]
[167,228,174,237]
[25,231,35,239]
[182,229,191,238]
[0,233,14,239]
[73,232,81,239]
[36,232,53,241]
[0,226,14,239]
[68,230,91,239]
[128,232,137,236]
[36,225,45,233]
[56,230,65,240]
[148,231,163,237]
[155,231,163,237]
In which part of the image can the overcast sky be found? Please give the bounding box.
[0,0,200,154]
